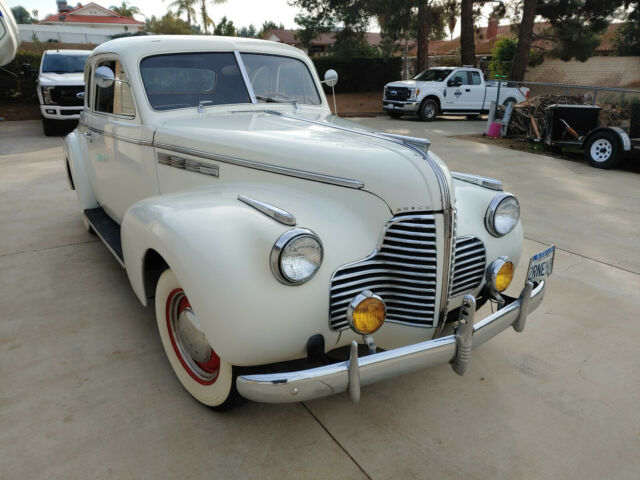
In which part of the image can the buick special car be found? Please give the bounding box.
[64,36,554,410]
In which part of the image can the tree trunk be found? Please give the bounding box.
[417,3,430,72]
[460,0,475,66]
[510,0,538,81]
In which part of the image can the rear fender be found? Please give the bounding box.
[121,182,391,366]
[63,130,97,210]
[583,127,631,151]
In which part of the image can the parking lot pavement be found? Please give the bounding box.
[1,119,639,479]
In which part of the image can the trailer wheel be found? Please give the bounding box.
[585,131,621,169]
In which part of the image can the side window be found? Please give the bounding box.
[94,59,136,117]
[470,71,482,85]
[451,71,466,86]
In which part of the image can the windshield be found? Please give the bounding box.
[140,52,251,111]
[241,53,321,105]
[42,53,89,73]
[414,69,453,82]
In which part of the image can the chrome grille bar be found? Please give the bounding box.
[449,237,486,298]
[329,213,438,330]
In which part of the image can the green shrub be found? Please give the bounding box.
[0,51,42,101]
[311,56,402,94]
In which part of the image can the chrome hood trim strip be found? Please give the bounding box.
[238,195,296,226]
[153,143,365,189]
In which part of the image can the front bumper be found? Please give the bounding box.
[383,100,420,113]
[236,280,544,403]
[40,105,83,120]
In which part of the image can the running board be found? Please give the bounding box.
[83,207,124,268]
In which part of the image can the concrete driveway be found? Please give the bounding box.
[1,119,638,479]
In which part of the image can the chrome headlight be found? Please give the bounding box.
[270,228,323,285]
[409,87,420,100]
[485,193,520,237]
[42,86,56,105]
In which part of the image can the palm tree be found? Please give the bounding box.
[443,0,458,41]
[165,0,197,27]
[199,0,226,35]
[110,1,141,18]
[31,9,39,21]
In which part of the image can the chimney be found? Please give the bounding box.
[487,17,499,39]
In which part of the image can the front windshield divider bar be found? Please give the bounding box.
[234,50,257,105]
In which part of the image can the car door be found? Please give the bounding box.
[444,70,467,110]
[83,54,157,224]
[465,71,486,111]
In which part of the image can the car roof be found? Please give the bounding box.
[44,49,92,55]
[91,35,307,64]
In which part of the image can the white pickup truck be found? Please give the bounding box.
[37,49,90,135]
[383,67,529,121]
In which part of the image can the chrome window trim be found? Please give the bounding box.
[78,122,152,146]
[234,50,257,104]
[238,195,296,226]
[153,142,365,189]
[270,228,323,285]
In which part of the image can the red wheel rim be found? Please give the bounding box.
[166,288,220,385]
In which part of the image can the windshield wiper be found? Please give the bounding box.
[255,95,285,103]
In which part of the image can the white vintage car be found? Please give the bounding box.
[64,36,553,410]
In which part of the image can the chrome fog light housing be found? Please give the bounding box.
[486,256,514,294]
[485,193,520,237]
[270,228,323,285]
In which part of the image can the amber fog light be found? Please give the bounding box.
[347,291,386,335]
[487,257,514,294]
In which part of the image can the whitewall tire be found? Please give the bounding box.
[155,268,241,410]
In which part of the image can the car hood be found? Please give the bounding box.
[154,110,452,213]
[38,72,85,86]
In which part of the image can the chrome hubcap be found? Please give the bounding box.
[590,139,612,162]
[425,103,435,117]
[167,290,219,384]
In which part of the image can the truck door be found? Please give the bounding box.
[444,70,484,111]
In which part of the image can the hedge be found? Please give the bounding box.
[0,51,42,101]
[311,56,402,94]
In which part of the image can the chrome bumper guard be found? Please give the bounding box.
[236,280,543,403]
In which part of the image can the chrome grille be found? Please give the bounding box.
[449,237,486,297]
[329,213,438,330]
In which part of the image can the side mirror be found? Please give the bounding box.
[448,78,463,87]
[323,69,338,87]
[95,65,115,88]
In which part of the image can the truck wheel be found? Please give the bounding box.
[42,117,58,136]
[585,131,621,169]
[155,269,243,410]
[418,99,438,121]
[387,112,402,119]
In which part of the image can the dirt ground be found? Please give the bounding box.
[0,101,41,121]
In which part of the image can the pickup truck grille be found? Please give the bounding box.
[329,213,438,330]
[384,86,410,101]
[450,236,486,297]
[50,86,84,107]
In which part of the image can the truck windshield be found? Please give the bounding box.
[42,53,89,73]
[414,69,453,82]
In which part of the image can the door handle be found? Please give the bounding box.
[465,88,471,92]
[83,131,94,143]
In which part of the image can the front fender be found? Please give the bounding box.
[63,130,97,211]
[452,179,524,304]
[121,182,391,366]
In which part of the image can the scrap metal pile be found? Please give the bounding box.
[499,95,626,139]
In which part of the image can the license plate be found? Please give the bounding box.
[527,245,555,283]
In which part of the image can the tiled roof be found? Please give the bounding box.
[266,29,298,45]
[266,29,382,47]
[39,2,144,25]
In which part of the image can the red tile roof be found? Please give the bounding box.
[39,3,144,26]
